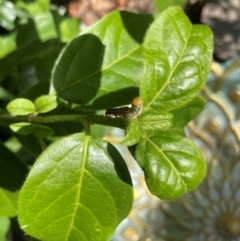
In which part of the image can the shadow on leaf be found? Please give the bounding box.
[107,143,132,187]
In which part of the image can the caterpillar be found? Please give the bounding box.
[105,97,142,119]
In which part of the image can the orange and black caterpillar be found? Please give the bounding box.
[105,97,142,119]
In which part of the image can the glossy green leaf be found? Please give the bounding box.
[0,216,10,240]
[170,95,206,128]
[7,98,35,115]
[138,111,173,131]
[136,131,206,200]
[18,133,133,241]
[9,123,33,135]
[140,7,213,112]
[32,124,55,137]
[0,143,28,191]
[34,95,58,113]
[121,119,141,146]
[0,188,18,217]
[51,11,153,110]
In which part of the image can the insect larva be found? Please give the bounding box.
[105,97,142,119]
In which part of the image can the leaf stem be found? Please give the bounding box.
[37,137,48,151]
[83,119,91,135]
[0,114,127,129]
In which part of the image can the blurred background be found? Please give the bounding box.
[1,0,240,240]
[52,0,240,61]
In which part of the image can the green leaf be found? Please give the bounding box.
[51,11,153,110]
[0,15,63,80]
[170,95,206,128]
[15,60,39,94]
[15,0,49,15]
[34,95,58,113]
[153,0,187,12]
[127,144,137,160]
[18,133,133,241]
[35,56,58,82]
[32,124,55,137]
[0,86,14,101]
[136,131,206,200]
[9,123,33,135]
[10,122,55,137]
[33,12,58,42]
[0,216,10,240]
[0,143,28,191]
[36,53,58,82]
[7,98,35,115]
[0,33,17,59]
[0,0,17,30]
[140,7,213,112]
[4,137,22,153]
[52,10,79,42]
[0,188,18,217]
[58,17,79,42]
[138,111,173,131]
[19,82,50,101]
[121,111,173,146]
[15,133,43,155]
[15,16,59,55]
[121,119,141,146]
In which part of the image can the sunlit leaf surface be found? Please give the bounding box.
[140,7,213,112]
[19,133,133,241]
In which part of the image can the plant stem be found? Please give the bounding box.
[83,119,91,135]
[37,137,48,151]
[0,114,127,129]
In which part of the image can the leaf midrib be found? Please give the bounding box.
[65,134,89,240]
[139,119,170,124]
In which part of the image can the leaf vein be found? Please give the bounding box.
[65,134,89,240]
